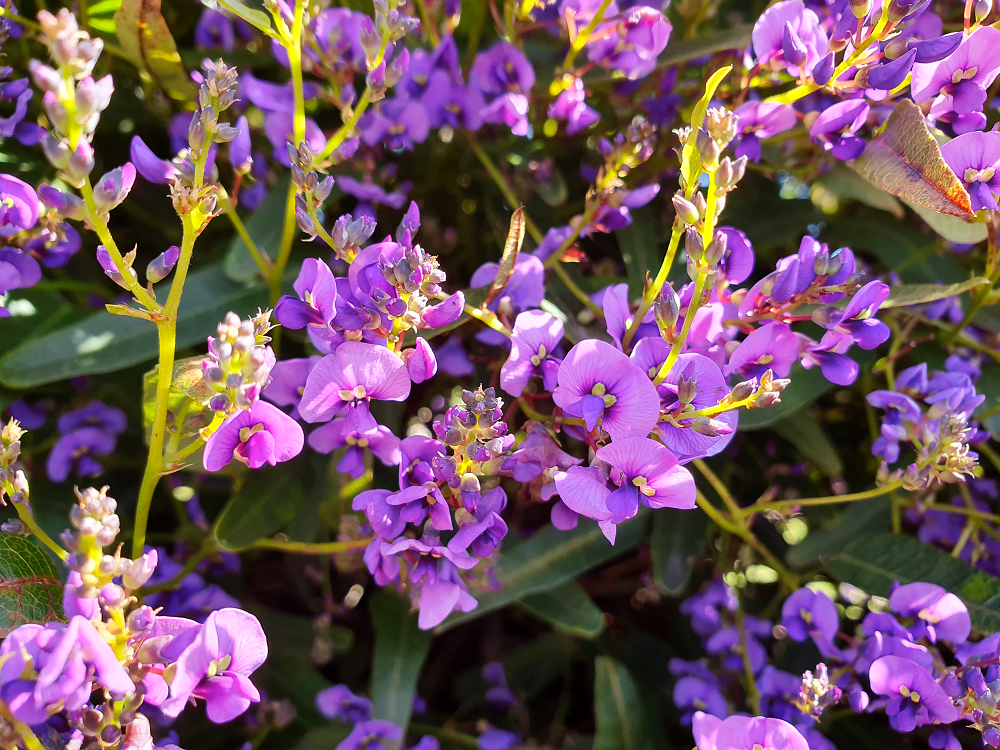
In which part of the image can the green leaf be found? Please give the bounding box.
[772,412,843,477]
[519,581,605,638]
[786,497,890,569]
[816,164,904,219]
[438,510,651,632]
[141,355,213,440]
[370,591,432,735]
[212,0,273,32]
[848,99,973,218]
[616,207,661,296]
[292,728,352,750]
[882,277,989,308]
[593,656,656,750]
[650,508,707,595]
[739,365,834,430]
[114,0,197,102]
[828,532,1000,632]
[0,264,293,389]
[225,176,292,282]
[657,25,753,69]
[214,466,306,550]
[905,199,989,244]
[0,536,65,636]
[680,66,732,192]
[0,289,75,354]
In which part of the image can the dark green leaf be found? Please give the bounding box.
[882,277,988,308]
[214,466,306,550]
[906,200,989,243]
[438,510,651,632]
[0,536,65,636]
[849,99,973,218]
[657,25,752,69]
[225,176,292,282]
[650,508,708,595]
[0,289,75,354]
[828,532,1000,632]
[786,497,890,569]
[212,0,272,31]
[0,264,294,388]
[616,207,661,296]
[519,581,605,638]
[114,0,197,102]
[772,412,843,477]
[593,656,656,750]
[739,365,834,430]
[816,164,903,219]
[370,591,432,735]
[291,727,352,750]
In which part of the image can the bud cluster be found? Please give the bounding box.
[30,9,108,187]
[432,387,516,512]
[289,142,336,239]
[884,414,983,491]
[0,419,28,506]
[795,663,843,720]
[330,213,378,262]
[202,310,277,414]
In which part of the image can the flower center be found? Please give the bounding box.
[951,67,979,85]
[899,685,920,702]
[631,476,655,497]
[206,653,232,678]
[755,354,774,365]
[799,608,813,624]
[238,423,265,443]
[965,167,995,184]
[530,344,548,367]
[917,607,940,624]
[339,385,368,401]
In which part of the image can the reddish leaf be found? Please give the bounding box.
[849,99,973,218]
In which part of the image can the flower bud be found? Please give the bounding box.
[97,245,136,288]
[813,53,835,86]
[43,91,69,134]
[883,36,911,60]
[704,230,728,267]
[850,0,873,18]
[39,184,86,221]
[695,128,720,170]
[92,163,136,214]
[731,380,756,402]
[976,0,992,21]
[42,132,72,171]
[654,284,681,330]
[672,193,700,225]
[684,226,704,259]
[66,140,96,185]
[28,60,62,93]
[146,246,180,284]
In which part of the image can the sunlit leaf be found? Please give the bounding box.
[0,536,65,636]
[849,99,973,218]
[882,277,988,308]
[114,0,197,102]
[210,0,273,33]
[905,199,989,244]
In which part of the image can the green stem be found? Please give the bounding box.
[251,537,372,554]
[518,397,586,427]
[748,480,904,515]
[555,0,614,87]
[14,504,68,561]
[655,270,706,384]
[621,221,682,350]
[222,193,272,276]
[132,210,201,558]
[412,0,440,45]
[946,214,998,343]
[735,609,761,715]
[693,459,743,520]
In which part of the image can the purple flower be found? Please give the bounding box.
[693,713,810,750]
[868,655,961,732]
[436,336,476,377]
[337,177,410,210]
[553,339,661,439]
[91,163,136,214]
[130,136,178,184]
[500,310,564,397]
[0,174,39,237]
[809,100,869,161]
[501,419,582,483]
[751,0,829,77]
[299,342,412,431]
[383,436,454,531]
[6,399,47,430]
[911,26,1000,115]
[889,582,971,643]
[0,247,41,302]
[384,537,479,628]
[940,130,1000,212]
[160,608,267,723]
[0,73,32,139]
[448,487,508,558]
[470,43,535,136]
[470,254,545,315]
[586,7,671,80]
[780,587,839,644]
[360,98,431,151]
[717,227,755,285]
[195,8,235,50]
[673,674,728,724]
[405,338,438,384]
[308,418,401,477]
[316,684,373,725]
[601,283,656,347]
[263,112,326,166]
[554,437,695,543]
[275,258,339,331]
[337,720,403,750]
[818,280,890,349]
[725,323,798,381]
[547,78,600,135]
[680,579,738,636]
[203,400,305,472]
[732,101,796,162]
[0,617,135,724]
[47,402,125,482]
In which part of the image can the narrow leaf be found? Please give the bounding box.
[593,656,656,750]
[370,591,432,735]
[882,277,988,308]
[690,66,732,131]
[651,507,708,595]
[214,466,307,550]
[438,510,650,631]
[849,99,973,218]
[213,0,273,32]
[828,532,1000,632]
[906,199,989,244]
[772,412,843,477]
[114,0,197,102]
[658,25,752,70]
[0,536,65,636]
[519,581,605,638]
[483,206,526,308]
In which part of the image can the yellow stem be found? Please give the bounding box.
[748,480,903,515]
[621,221,683,350]
[14,503,67,561]
[252,537,372,554]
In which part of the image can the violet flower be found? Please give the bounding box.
[780,587,839,644]
[0,247,41,307]
[130,135,179,184]
[308,418,401,477]
[469,43,535,136]
[587,7,671,80]
[316,684,373,725]
[939,130,1000,212]
[815,280,891,349]
[693,712,810,750]
[725,323,798,381]
[547,78,599,135]
[911,26,1000,116]
[553,339,661,439]
[384,536,479,628]
[385,436,454,531]
[360,98,431,151]
[554,437,695,543]
[0,174,39,237]
[337,720,403,750]
[751,0,829,77]
[299,342,412,431]
[160,608,267,723]
[732,101,797,162]
[274,258,339,332]
[809,99,869,161]
[500,310,564,397]
[194,8,236,51]
[203,400,305,472]
[889,581,971,643]
[868,655,961,732]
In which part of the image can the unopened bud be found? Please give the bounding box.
[672,193,700,225]
[850,0,873,18]
[695,129,720,170]
[654,284,681,329]
[684,226,704,259]
[704,230,728,267]
[731,380,756,402]
[146,246,180,284]
[976,0,992,22]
